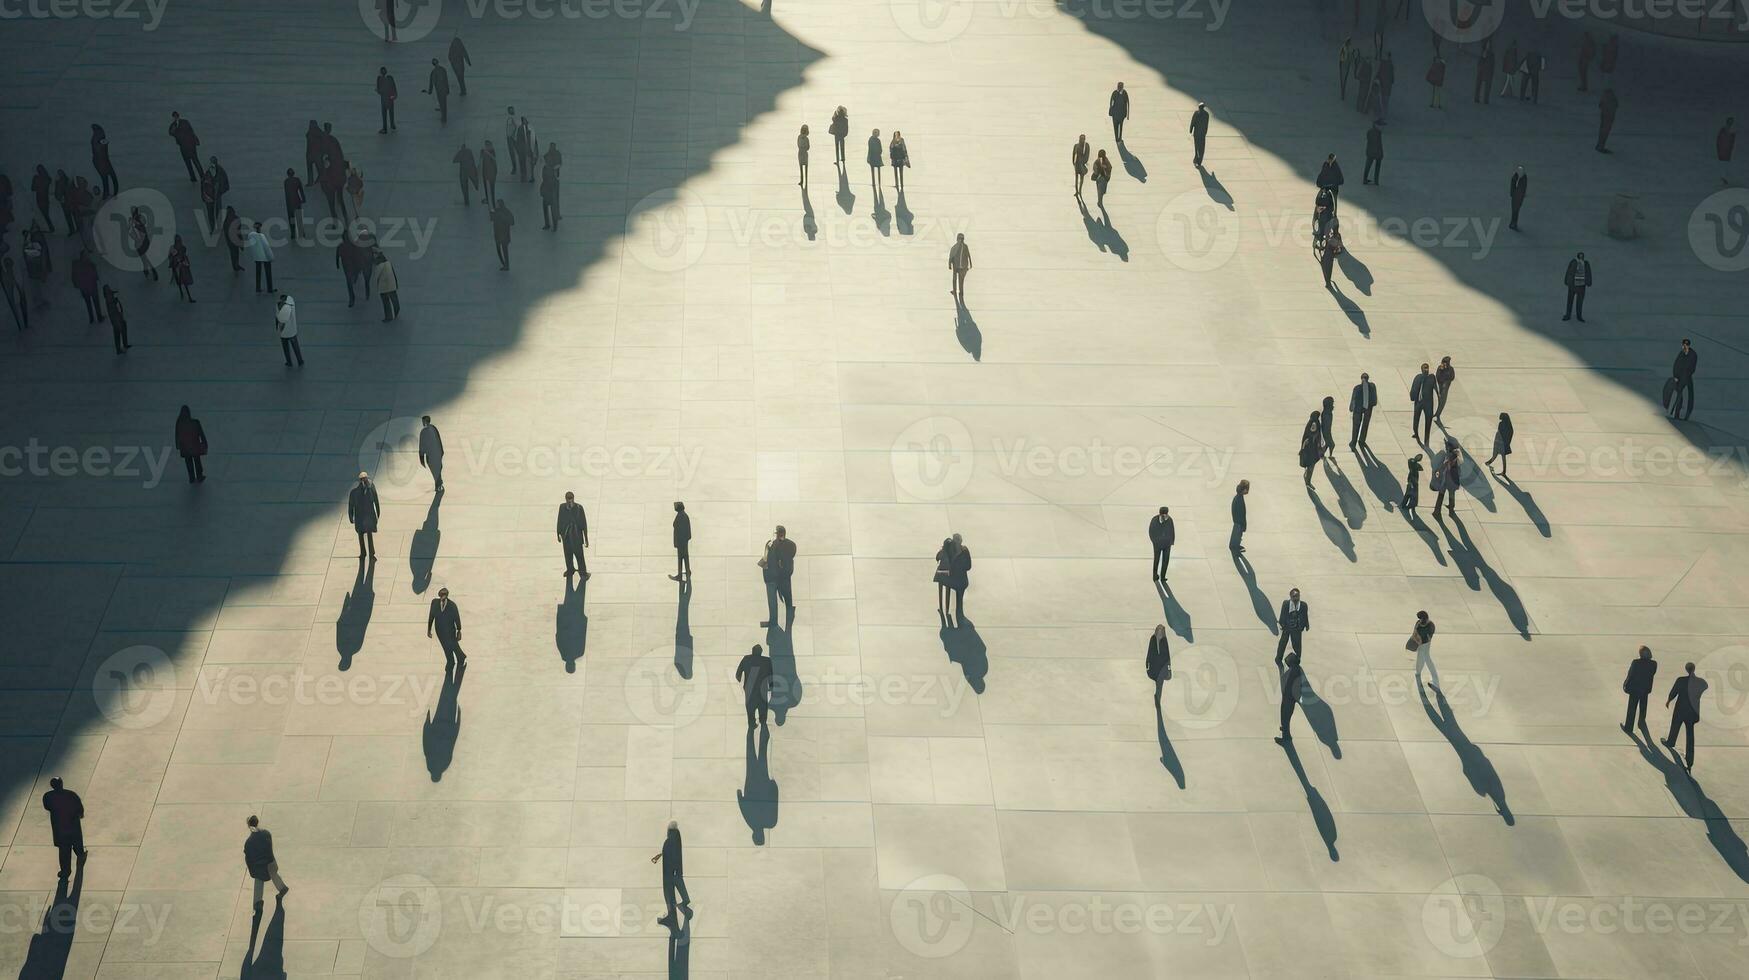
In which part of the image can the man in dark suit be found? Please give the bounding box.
[1622,645,1658,733]
[1509,167,1527,230]
[650,821,691,927]
[1663,661,1708,770]
[1189,102,1209,167]
[1409,362,1436,445]
[760,526,797,627]
[427,588,465,666]
[735,644,773,729]
[1362,121,1383,184]
[1273,653,1305,744]
[1276,588,1309,664]
[168,111,201,182]
[42,777,86,879]
[1349,372,1377,448]
[348,472,380,559]
[1229,481,1249,552]
[1563,251,1592,322]
[1148,506,1175,580]
[557,491,589,579]
[1109,82,1129,142]
[424,58,451,123]
[375,66,397,133]
[448,33,472,96]
[670,501,692,583]
[1669,339,1697,420]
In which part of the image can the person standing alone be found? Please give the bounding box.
[1108,82,1129,142]
[243,815,289,914]
[42,778,86,879]
[1668,338,1696,420]
[1148,506,1174,581]
[557,491,589,579]
[349,471,380,558]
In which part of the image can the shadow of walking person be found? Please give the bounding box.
[409,494,441,594]
[1233,552,1277,633]
[1637,733,1749,882]
[1079,199,1130,261]
[1497,474,1551,537]
[240,900,287,980]
[835,164,854,215]
[895,189,913,236]
[1118,142,1147,182]
[1153,685,1185,788]
[17,864,81,980]
[673,579,693,680]
[1156,580,1194,643]
[1299,673,1342,760]
[955,303,981,362]
[737,725,780,845]
[1200,166,1233,210]
[1307,485,1357,562]
[1335,248,1372,295]
[336,557,375,672]
[555,576,588,673]
[1441,514,1532,639]
[767,623,802,726]
[667,918,692,980]
[1280,737,1339,861]
[940,612,989,694]
[422,663,464,782]
[800,187,816,241]
[1421,682,1513,825]
[1323,458,1367,529]
[1329,284,1370,338]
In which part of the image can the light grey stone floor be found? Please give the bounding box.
[3,0,1749,977]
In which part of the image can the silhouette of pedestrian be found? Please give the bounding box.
[1663,661,1708,770]
[274,293,303,365]
[1072,134,1090,196]
[866,128,883,189]
[558,491,589,578]
[797,124,810,186]
[1299,412,1322,484]
[1318,219,1342,287]
[1402,453,1422,513]
[304,120,324,183]
[670,501,691,582]
[540,164,560,229]
[125,207,156,282]
[890,131,909,190]
[1668,338,1697,420]
[30,165,53,231]
[218,206,242,272]
[1148,506,1174,580]
[1622,645,1657,733]
[42,778,86,879]
[1432,443,1460,516]
[1509,166,1527,230]
[492,200,515,270]
[1484,413,1513,475]
[170,236,195,302]
[1189,102,1209,167]
[424,58,451,123]
[428,587,466,666]
[938,533,970,624]
[176,405,207,483]
[948,233,971,299]
[1274,653,1304,744]
[243,815,289,914]
[651,821,692,927]
[1410,362,1435,444]
[375,66,398,132]
[448,33,471,96]
[518,117,536,182]
[1474,39,1493,103]
[453,144,479,205]
[241,222,272,292]
[376,0,397,40]
[830,105,849,163]
[1349,372,1376,448]
[71,250,102,323]
[349,471,379,557]
[1146,624,1171,701]
[1108,81,1129,141]
[90,124,117,197]
[1409,611,1437,688]
[1276,588,1309,663]
[373,251,400,322]
[480,141,499,206]
[759,525,796,627]
[1230,479,1249,551]
[1316,154,1345,206]
[1433,356,1455,420]
[168,111,200,182]
[1563,251,1591,321]
[1,257,27,331]
[1319,396,1335,457]
[1337,36,1353,100]
[104,286,129,353]
[505,106,520,176]
[415,415,442,489]
[736,644,773,728]
[1363,121,1382,184]
[1092,149,1112,206]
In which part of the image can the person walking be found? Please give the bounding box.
[1402,453,1422,514]
[890,131,910,191]
[1432,442,1461,516]
[759,525,797,627]
[557,491,589,578]
[176,405,208,483]
[1663,662,1708,771]
[1474,39,1494,104]
[1601,32,1620,77]
[1410,362,1436,444]
[1353,53,1374,114]
[104,286,129,353]
[491,200,514,271]
[505,106,521,177]
[1273,653,1305,744]
[282,168,307,242]
[1316,154,1345,207]
[1426,53,1446,108]
[1318,218,1343,287]
[42,778,86,880]
[124,206,158,283]
[1621,645,1657,734]
[375,66,398,132]
[243,223,275,293]
[1362,121,1382,185]
[1521,48,1543,103]
[1349,372,1377,448]
[1148,506,1174,581]
[933,537,957,618]
[480,141,499,206]
[1108,81,1129,142]
[453,144,479,205]
[336,232,370,308]
[1147,624,1172,700]
[1409,611,1437,689]
[517,118,536,182]
[1276,588,1309,664]
[1433,356,1455,421]
[542,142,563,177]
[736,644,773,728]
[1596,88,1619,153]
[1484,413,1514,475]
[1669,338,1697,420]
[651,821,692,927]
[1563,251,1592,322]
[1189,103,1210,167]
[52,169,73,233]
[1376,51,1395,120]
[168,111,201,182]
[1508,166,1527,230]
[208,156,231,217]
[943,532,971,624]
[274,293,303,366]
[829,106,849,164]
[1338,36,1354,101]
[1091,149,1113,206]
[1230,479,1249,552]
[948,233,971,300]
[170,236,195,302]
[319,155,348,222]
[349,471,380,558]
[1319,396,1336,457]
[1072,134,1090,196]
[417,415,443,491]
[424,58,451,123]
[30,165,54,231]
[303,120,325,184]
[372,251,400,322]
[1299,412,1322,485]
[243,815,289,914]
[1719,117,1737,185]
[796,124,810,186]
[1578,31,1596,92]
[71,250,103,323]
[1,257,27,331]
[1498,39,1519,98]
[427,587,465,666]
[448,33,472,96]
[866,128,884,190]
[219,206,244,273]
[540,164,560,229]
[347,165,365,214]
[91,124,118,197]
[670,501,691,582]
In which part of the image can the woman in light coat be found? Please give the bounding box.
[370,252,400,322]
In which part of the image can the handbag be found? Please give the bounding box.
[1406,634,1421,652]
[1429,466,1446,492]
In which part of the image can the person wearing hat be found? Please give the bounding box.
[428,587,465,666]
[348,472,380,559]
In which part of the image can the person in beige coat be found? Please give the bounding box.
[370,251,399,321]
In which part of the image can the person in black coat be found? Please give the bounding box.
[337,231,370,307]
[1229,480,1249,552]
[1274,653,1305,744]
[304,120,325,184]
[1509,167,1527,230]
[375,67,398,133]
[448,34,472,96]
[175,405,207,483]
[540,165,561,229]
[453,144,479,205]
[104,285,129,353]
[1146,624,1171,701]
[427,588,465,666]
[492,200,515,270]
[91,124,118,197]
[168,111,200,182]
[1,257,26,331]
[1432,444,1461,517]
[1189,102,1209,167]
[1276,588,1309,664]
[1409,362,1436,444]
[1563,251,1592,322]
[42,778,86,879]
[1402,453,1422,514]
[1484,413,1514,475]
[1109,81,1130,141]
[1298,412,1322,485]
[424,59,451,123]
[1663,662,1708,770]
[558,491,589,578]
[1474,39,1494,104]
[1148,506,1174,580]
[480,141,499,207]
[1669,338,1696,420]
[651,821,692,927]
[243,815,288,912]
[1363,122,1383,184]
[283,169,306,242]
[735,644,772,728]
[670,501,692,582]
[1349,372,1377,448]
[1621,645,1657,734]
[760,526,797,627]
[349,472,381,558]
[1316,154,1345,206]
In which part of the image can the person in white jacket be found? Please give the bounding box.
[370,251,399,321]
[243,223,275,294]
[275,293,303,366]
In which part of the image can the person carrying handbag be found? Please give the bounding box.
[758,525,796,628]
[1146,625,1172,701]
[1408,611,1438,690]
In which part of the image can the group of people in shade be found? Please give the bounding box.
[798,107,910,192]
